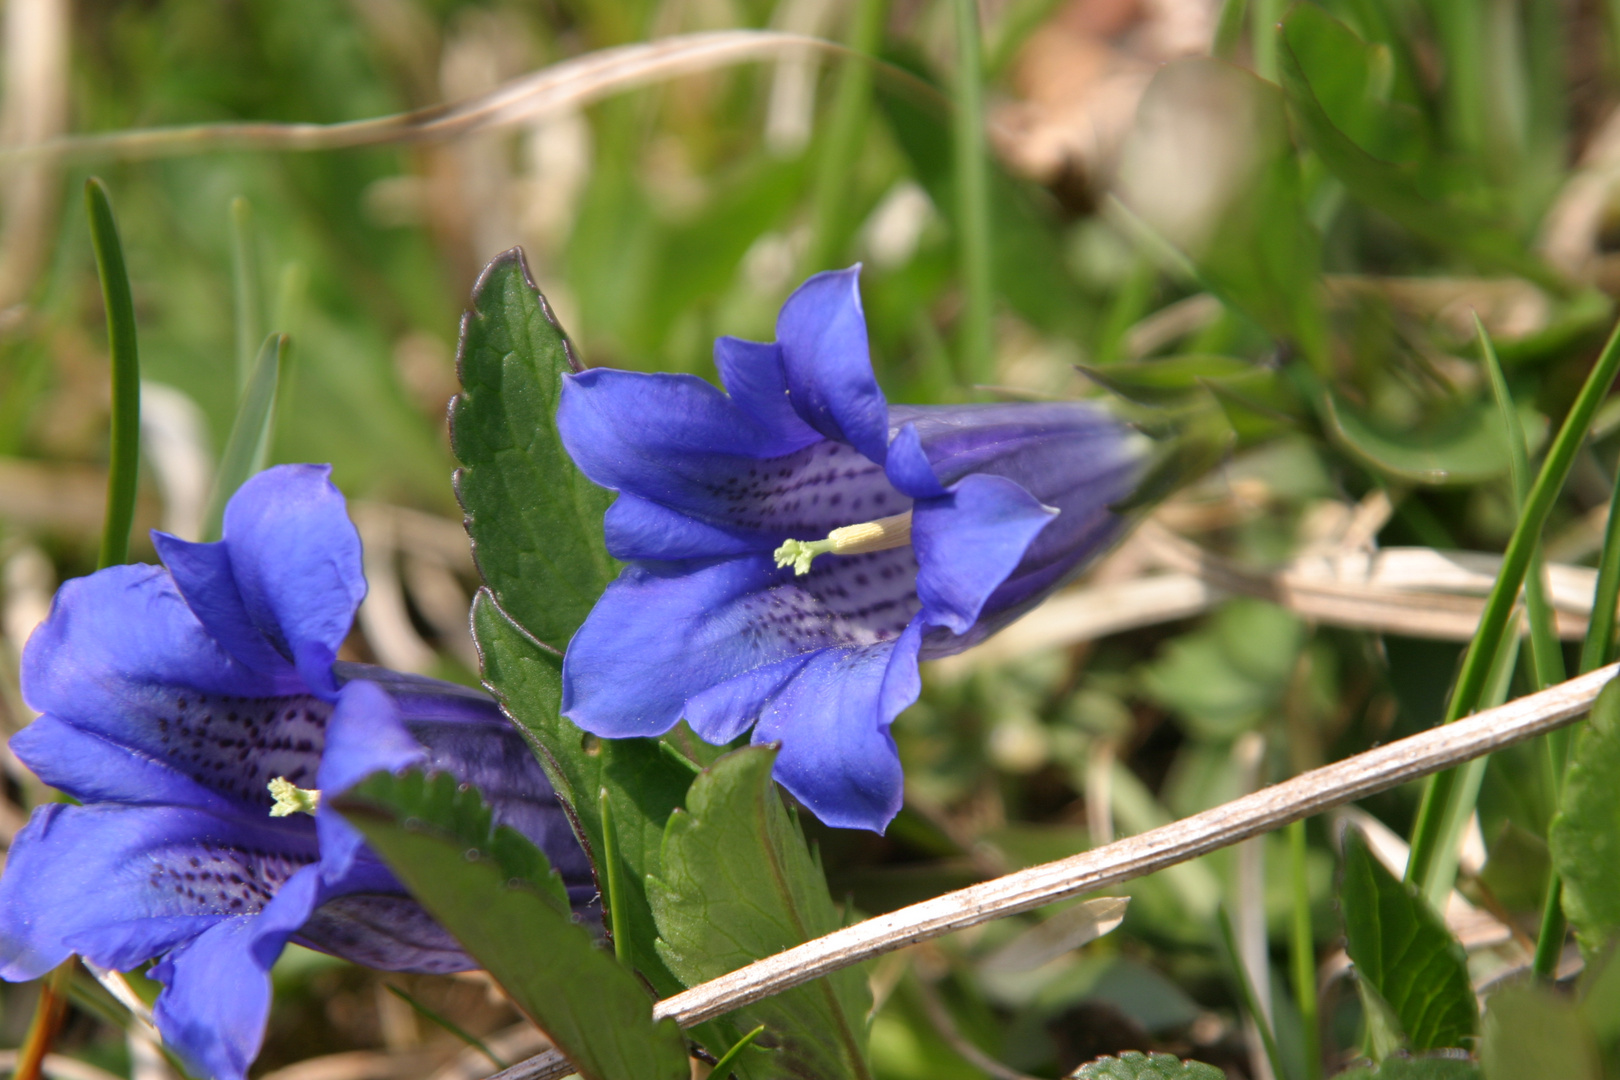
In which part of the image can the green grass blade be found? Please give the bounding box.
[705,1024,766,1080]
[802,0,886,274]
[229,196,262,393]
[952,0,993,385]
[1409,315,1620,890]
[85,178,141,571]
[1288,819,1322,1080]
[1216,906,1289,1080]
[202,333,286,541]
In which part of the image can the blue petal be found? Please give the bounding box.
[315,679,426,884]
[776,267,890,464]
[151,534,295,679]
[604,493,768,561]
[295,894,472,973]
[883,423,947,499]
[562,557,793,738]
[315,680,425,795]
[8,717,239,814]
[684,654,811,744]
[560,367,820,494]
[151,863,322,1080]
[714,336,819,443]
[19,565,329,812]
[912,474,1057,635]
[0,803,316,981]
[217,464,366,697]
[752,620,923,833]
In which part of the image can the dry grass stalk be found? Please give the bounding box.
[0,32,923,165]
[489,663,1617,1080]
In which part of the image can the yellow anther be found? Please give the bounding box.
[267,777,322,817]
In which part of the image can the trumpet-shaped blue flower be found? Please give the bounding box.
[558,267,1148,833]
[0,465,591,1080]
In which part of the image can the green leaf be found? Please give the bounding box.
[1322,391,1541,486]
[1550,680,1620,957]
[649,746,874,1079]
[1138,599,1303,741]
[472,589,694,995]
[1114,57,1328,369]
[1340,828,1478,1051]
[450,249,617,654]
[1277,7,1560,290]
[1068,1051,1225,1079]
[203,333,287,542]
[333,771,689,1080]
[1481,983,1601,1080]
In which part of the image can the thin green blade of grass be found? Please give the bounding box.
[229,196,262,393]
[1217,905,1289,1080]
[202,333,286,542]
[85,178,140,571]
[1408,314,1620,891]
[953,0,994,386]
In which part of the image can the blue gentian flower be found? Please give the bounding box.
[557,267,1148,833]
[0,465,591,1080]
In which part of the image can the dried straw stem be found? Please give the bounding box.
[493,663,1617,1080]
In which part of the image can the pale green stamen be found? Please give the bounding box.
[268,777,322,817]
[773,511,913,576]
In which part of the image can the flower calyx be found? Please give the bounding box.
[773,510,914,576]
[267,777,322,817]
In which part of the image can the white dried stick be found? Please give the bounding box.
[490,663,1617,1080]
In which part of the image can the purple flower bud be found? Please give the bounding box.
[557,266,1148,834]
[0,465,591,1080]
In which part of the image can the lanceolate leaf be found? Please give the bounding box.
[451,248,617,654]
[1340,828,1478,1051]
[473,590,694,996]
[1550,680,1620,957]
[334,771,689,1080]
[649,747,874,1080]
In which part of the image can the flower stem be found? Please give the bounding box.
[952,0,993,386]
[85,178,140,571]
[14,959,74,1080]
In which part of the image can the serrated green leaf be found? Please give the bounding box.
[649,746,874,1080]
[1068,1050,1225,1079]
[1550,680,1620,957]
[1481,983,1601,1080]
[450,248,617,653]
[333,771,689,1080]
[1340,828,1478,1051]
[472,589,694,995]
